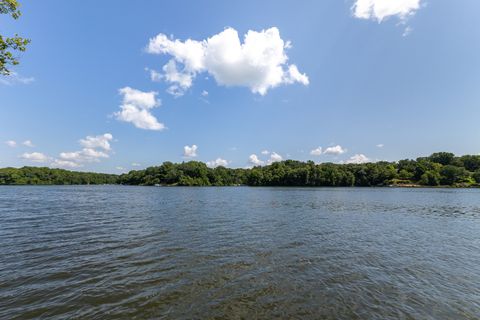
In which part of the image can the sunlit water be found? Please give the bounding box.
[1,186,479,319]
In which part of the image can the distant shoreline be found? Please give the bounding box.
[1,152,480,188]
[1,184,479,189]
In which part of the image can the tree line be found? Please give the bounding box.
[117,152,480,187]
[1,152,480,187]
[0,166,117,185]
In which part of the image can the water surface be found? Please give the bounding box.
[1,186,479,319]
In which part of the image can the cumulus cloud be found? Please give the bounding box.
[79,133,112,151]
[249,154,265,166]
[310,147,323,156]
[115,87,165,131]
[206,158,229,168]
[5,140,16,147]
[59,149,108,163]
[51,159,81,168]
[183,144,198,158]
[22,140,34,147]
[52,133,114,168]
[352,0,421,22]
[324,145,347,155]
[249,151,284,166]
[146,27,308,96]
[21,152,48,163]
[345,154,371,164]
[267,152,283,164]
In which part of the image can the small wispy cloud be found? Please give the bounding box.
[5,140,17,147]
[22,140,34,147]
[0,72,35,86]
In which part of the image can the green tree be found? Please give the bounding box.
[420,171,440,186]
[426,152,455,166]
[458,155,480,172]
[440,165,470,185]
[1,0,30,75]
[473,170,480,184]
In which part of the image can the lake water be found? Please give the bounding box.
[1,186,479,319]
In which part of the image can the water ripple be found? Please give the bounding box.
[0,186,479,319]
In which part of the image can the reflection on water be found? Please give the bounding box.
[1,186,480,319]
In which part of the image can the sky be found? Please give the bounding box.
[1,0,479,173]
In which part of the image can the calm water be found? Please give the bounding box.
[1,186,480,319]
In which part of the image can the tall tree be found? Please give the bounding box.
[0,0,30,75]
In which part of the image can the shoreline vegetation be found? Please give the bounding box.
[1,152,480,188]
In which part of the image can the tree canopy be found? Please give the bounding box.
[0,167,117,185]
[116,152,480,188]
[1,152,480,187]
[0,0,30,75]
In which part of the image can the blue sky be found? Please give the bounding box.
[1,0,479,173]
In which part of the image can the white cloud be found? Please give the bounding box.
[249,154,265,166]
[146,27,308,96]
[132,162,141,167]
[402,26,413,37]
[58,151,81,161]
[183,144,198,158]
[79,133,112,151]
[59,148,109,163]
[13,134,114,169]
[53,133,114,168]
[0,72,35,86]
[376,143,384,148]
[310,147,323,156]
[352,0,421,22]
[81,148,109,159]
[206,158,229,168]
[5,140,16,147]
[345,154,371,164]
[284,65,309,85]
[324,145,347,155]
[51,159,81,169]
[22,140,34,147]
[115,87,165,131]
[249,151,283,166]
[201,90,209,97]
[162,60,194,96]
[267,152,283,164]
[21,152,48,163]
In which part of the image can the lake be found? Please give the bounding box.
[1,186,479,319]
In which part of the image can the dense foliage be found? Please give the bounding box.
[118,152,480,187]
[0,167,118,185]
[1,0,30,75]
[1,153,479,187]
